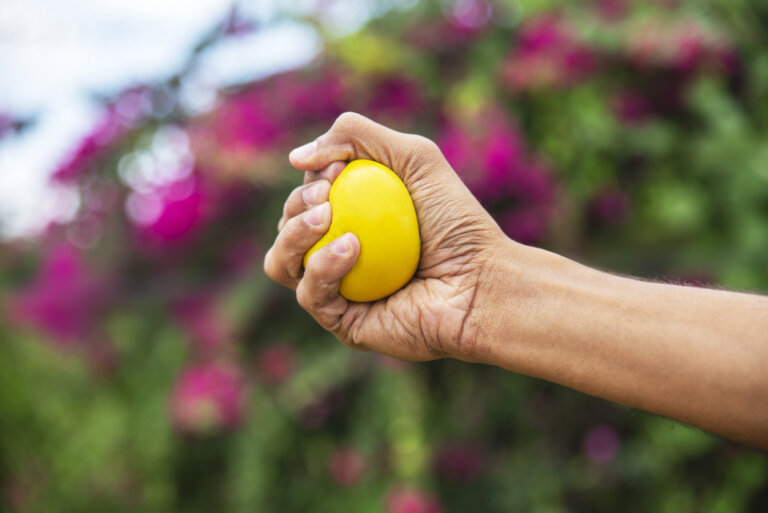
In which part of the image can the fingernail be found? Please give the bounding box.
[289,141,317,161]
[302,180,329,205]
[305,202,330,227]
[331,233,355,255]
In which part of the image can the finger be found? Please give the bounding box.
[288,112,429,179]
[303,160,347,185]
[264,202,331,289]
[278,180,331,232]
[296,233,367,350]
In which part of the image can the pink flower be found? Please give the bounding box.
[625,16,736,76]
[8,244,108,346]
[588,189,631,226]
[582,424,620,464]
[172,293,232,358]
[437,113,556,244]
[273,72,345,124]
[210,72,344,153]
[52,109,125,182]
[384,487,443,513]
[502,15,598,92]
[433,444,485,482]
[189,71,345,179]
[365,77,426,120]
[405,12,487,51]
[213,94,284,152]
[447,0,493,31]
[328,447,367,487]
[610,90,651,124]
[257,343,297,385]
[131,174,213,249]
[169,362,247,435]
[594,0,629,21]
[224,239,262,276]
[499,206,551,245]
[53,85,149,182]
[438,113,527,201]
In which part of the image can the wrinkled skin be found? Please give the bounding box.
[264,112,507,362]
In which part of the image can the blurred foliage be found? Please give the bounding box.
[1,0,768,512]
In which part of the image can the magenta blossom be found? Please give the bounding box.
[610,90,652,124]
[257,343,297,385]
[582,424,621,464]
[594,0,629,21]
[190,71,345,178]
[328,447,366,487]
[53,86,150,182]
[8,244,108,346]
[365,77,426,120]
[213,94,284,153]
[272,72,345,124]
[499,206,552,245]
[625,16,736,76]
[211,72,344,152]
[447,0,493,32]
[132,174,213,249]
[172,293,232,358]
[405,8,488,52]
[224,239,262,276]
[169,361,247,435]
[438,114,526,200]
[588,189,631,226]
[502,14,598,92]
[385,487,443,513]
[433,444,485,482]
[52,109,125,182]
[437,113,556,244]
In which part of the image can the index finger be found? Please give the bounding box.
[288,112,414,177]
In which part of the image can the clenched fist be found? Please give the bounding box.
[263,112,507,362]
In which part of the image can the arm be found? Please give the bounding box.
[264,112,768,451]
[475,240,768,450]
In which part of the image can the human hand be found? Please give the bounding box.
[263,113,508,362]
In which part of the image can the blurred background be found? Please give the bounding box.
[1,0,767,511]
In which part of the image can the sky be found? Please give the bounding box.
[0,0,329,240]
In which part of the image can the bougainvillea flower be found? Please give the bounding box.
[169,361,247,435]
[9,244,109,346]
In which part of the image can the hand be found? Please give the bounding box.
[264,113,507,361]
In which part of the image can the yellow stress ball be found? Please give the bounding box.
[303,159,421,302]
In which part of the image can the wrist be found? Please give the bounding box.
[467,237,609,374]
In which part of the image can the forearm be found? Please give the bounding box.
[476,240,768,450]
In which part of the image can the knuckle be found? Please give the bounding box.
[410,134,441,157]
[263,248,277,279]
[295,284,313,310]
[406,134,445,170]
[286,186,303,207]
[282,214,305,239]
[287,187,303,209]
[333,111,366,132]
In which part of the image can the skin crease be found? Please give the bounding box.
[264,112,768,452]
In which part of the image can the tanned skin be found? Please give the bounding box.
[264,112,768,451]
